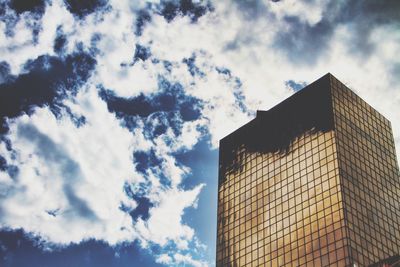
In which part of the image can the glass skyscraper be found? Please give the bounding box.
[216,74,400,267]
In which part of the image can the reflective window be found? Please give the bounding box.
[216,75,400,267]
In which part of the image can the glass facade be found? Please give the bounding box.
[217,74,400,267]
[331,75,400,266]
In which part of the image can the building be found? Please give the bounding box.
[370,255,400,267]
[216,73,400,267]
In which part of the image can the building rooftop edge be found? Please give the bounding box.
[219,73,333,144]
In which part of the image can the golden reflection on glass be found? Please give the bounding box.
[217,129,349,267]
[217,75,400,267]
[330,75,400,266]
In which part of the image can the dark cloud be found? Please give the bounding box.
[99,77,203,137]
[133,149,162,174]
[133,0,212,37]
[46,209,60,217]
[0,229,163,267]
[0,52,96,134]
[231,0,270,19]
[329,0,400,57]
[8,0,46,15]
[232,0,400,64]
[0,61,11,84]
[122,182,154,221]
[0,136,13,174]
[0,3,40,40]
[64,0,108,18]
[332,0,400,24]
[134,0,212,37]
[135,8,152,36]
[146,112,183,139]
[99,77,204,194]
[130,196,153,221]
[99,91,155,118]
[162,60,173,73]
[0,2,7,17]
[132,44,152,64]
[180,99,202,121]
[5,165,18,180]
[0,132,17,173]
[158,0,212,23]
[53,26,68,55]
[0,155,7,172]
[273,17,334,65]
[183,54,204,77]
[1,0,45,44]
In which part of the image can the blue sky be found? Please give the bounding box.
[0,0,400,266]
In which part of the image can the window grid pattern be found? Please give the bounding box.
[217,74,400,267]
[217,130,351,267]
[331,76,400,266]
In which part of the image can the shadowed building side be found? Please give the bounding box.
[219,74,334,185]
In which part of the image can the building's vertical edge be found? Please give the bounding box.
[329,73,353,266]
[387,119,400,178]
[216,140,222,267]
[388,119,400,235]
[218,139,224,187]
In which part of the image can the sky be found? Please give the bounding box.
[0,0,399,266]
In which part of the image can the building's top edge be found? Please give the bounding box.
[329,73,391,124]
[219,73,332,144]
[257,73,332,117]
[219,116,258,146]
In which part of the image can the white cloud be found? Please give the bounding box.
[173,253,208,267]
[156,253,173,265]
[135,185,204,249]
[0,85,143,245]
[0,81,208,267]
[3,0,399,156]
[0,0,76,75]
[1,1,400,266]
[136,0,400,156]
[156,253,209,267]
[156,251,208,267]
[266,0,327,25]
[0,80,207,252]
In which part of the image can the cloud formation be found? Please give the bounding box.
[1,0,400,266]
[0,87,140,245]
